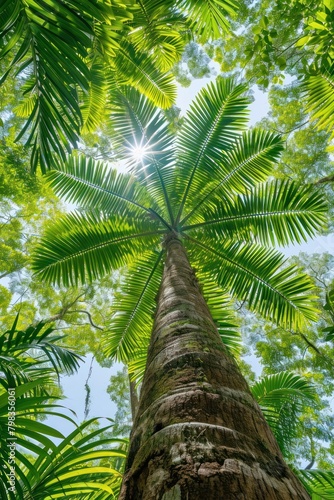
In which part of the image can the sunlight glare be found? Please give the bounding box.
[131,145,147,162]
[129,137,151,163]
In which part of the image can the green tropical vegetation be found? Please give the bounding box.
[0,317,128,499]
[31,78,326,497]
[0,0,334,497]
[1,0,236,172]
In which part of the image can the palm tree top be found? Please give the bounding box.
[32,77,327,360]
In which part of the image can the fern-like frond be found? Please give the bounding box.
[180,129,284,226]
[189,237,319,329]
[129,0,187,72]
[48,154,152,217]
[175,77,250,222]
[128,347,149,385]
[176,0,238,40]
[32,212,162,286]
[0,316,82,377]
[21,418,126,499]
[297,469,334,499]
[252,371,316,457]
[0,0,132,172]
[81,60,109,134]
[109,86,176,221]
[184,181,327,247]
[115,42,177,109]
[103,251,163,362]
[303,65,334,147]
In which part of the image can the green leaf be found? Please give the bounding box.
[175,77,250,222]
[190,238,319,329]
[103,250,163,362]
[297,470,334,499]
[32,211,162,286]
[252,371,316,454]
[323,326,334,341]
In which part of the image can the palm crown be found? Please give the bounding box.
[32,77,326,366]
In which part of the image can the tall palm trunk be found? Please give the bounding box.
[120,234,310,499]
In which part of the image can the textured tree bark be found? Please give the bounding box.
[129,375,139,420]
[119,235,310,499]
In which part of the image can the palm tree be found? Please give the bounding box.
[0,317,127,499]
[251,371,317,461]
[252,372,334,499]
[1,0,236,172]
[32,77,326,498]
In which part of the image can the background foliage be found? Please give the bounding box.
[0,0,333,497]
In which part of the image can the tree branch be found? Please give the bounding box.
[304,457,315,470]
[315,174,334,185]
[297,332,322,355]
[70,309,104,330]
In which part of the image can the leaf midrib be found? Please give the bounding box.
[182,209,314,232]
[187,236,299,311]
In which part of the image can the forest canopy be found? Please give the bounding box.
[0,0,333,498]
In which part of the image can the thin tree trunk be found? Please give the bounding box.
[128,373,139,421]
[315,174,334,184]
[120,235,310,499]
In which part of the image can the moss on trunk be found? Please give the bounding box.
[120,235,310,499]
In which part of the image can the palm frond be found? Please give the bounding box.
[128,0,187,72]
[297,469,334,499]
[302,65,334,148]
[180,129,284,226]
[0,380,76,487]
[175,77,250,222]
[92,2,133,60]
[252,371,316,457]
[115,42,177,109]
[109,86,176,221]
[0,0,135,173]
[176,0,238,40]
[103,251,163,362]
[48,154,151,217]
[189,237,319,329]
[1,414,127,499]
[13,91,37,118]
[81,60,109,134]
[1,0,241,174]
[0,316,81,393]
[252,371,316,406]
[32,211,162,286]
[0,322,126,499]
[184,181,327,247]
[29,447,125,497]
[128,346,149,384]
[0,316,82,376]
